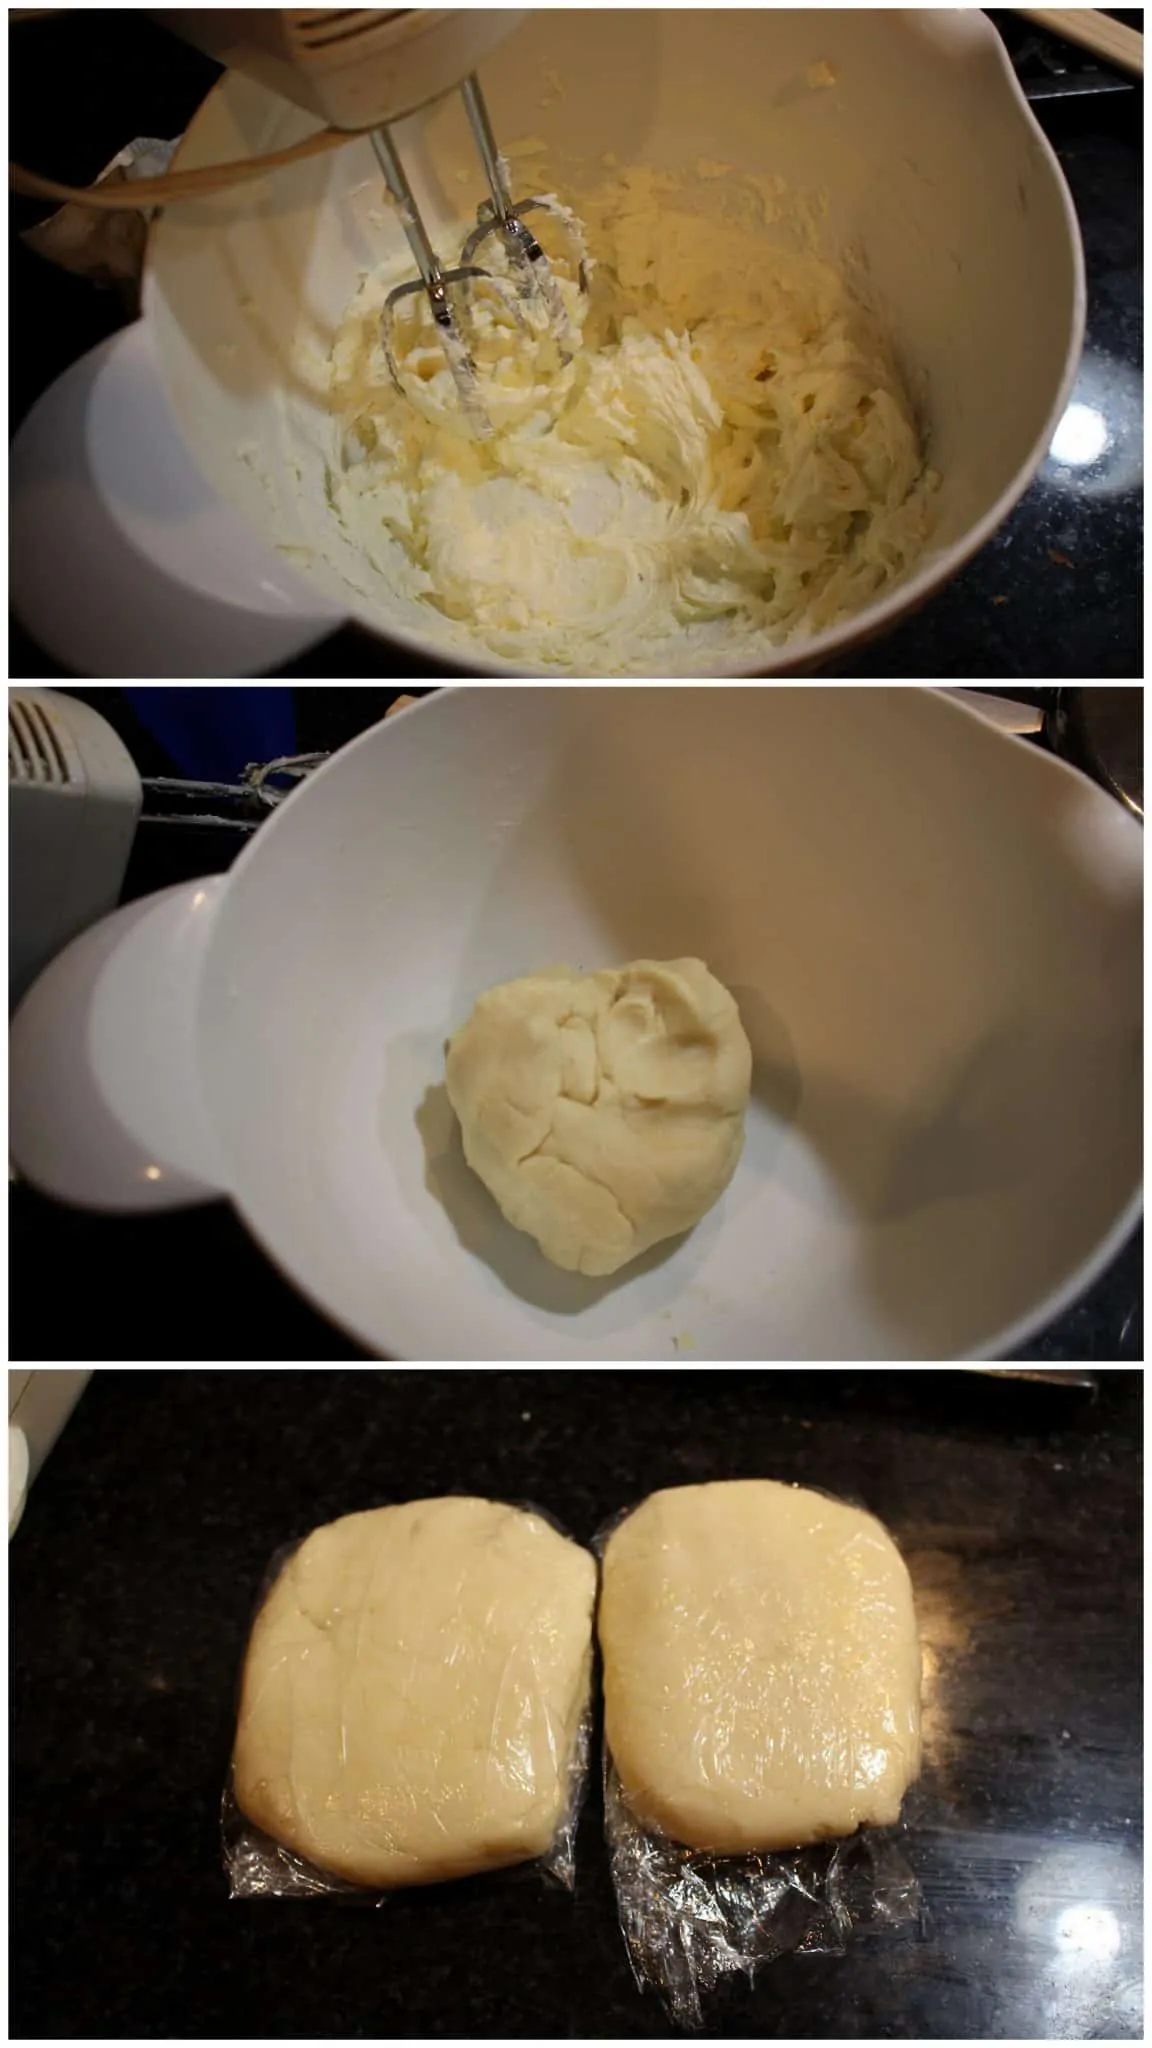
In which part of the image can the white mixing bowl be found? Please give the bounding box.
[10,688,1141,1360]
[144,8,1085,676]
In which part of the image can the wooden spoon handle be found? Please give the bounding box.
[1013,8,1143,77]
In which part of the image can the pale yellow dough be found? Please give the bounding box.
[232,1498,596,1887]
[445,959,751,1277]
[600,1480,923,1853]
[329,164,937,673]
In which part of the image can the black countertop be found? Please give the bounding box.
[8,686,1142,1366]
[11,1367,1143,2038]
[8,10,1143,680]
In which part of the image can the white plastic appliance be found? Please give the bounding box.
[9,1372,93,1537]
[8,691,142,1011]
[157,10,527,130]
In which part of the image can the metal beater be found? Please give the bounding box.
[370,72,588,437]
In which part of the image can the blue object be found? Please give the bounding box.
[124,688,296,783]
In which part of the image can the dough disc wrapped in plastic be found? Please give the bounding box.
[599,1478,922,1853]
[232,1497,597,1888]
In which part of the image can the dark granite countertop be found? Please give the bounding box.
[11,1368,1142,2038]
[8,11,1142,679]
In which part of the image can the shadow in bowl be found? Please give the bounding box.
[415,1083,686,1316]
[728,983,804,1131]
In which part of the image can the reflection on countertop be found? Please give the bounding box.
[1042,348,1143,501]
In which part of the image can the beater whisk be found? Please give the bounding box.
[372,72,588,438]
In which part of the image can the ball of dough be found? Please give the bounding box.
[444,959,752,1277]
[599,1480,922,1853]
[232,1498,596,1888]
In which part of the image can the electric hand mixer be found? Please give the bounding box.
[164,8,587,435]
[14,9,588,437]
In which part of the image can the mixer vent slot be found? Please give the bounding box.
[288,10,407,51]
[8,696,72,788]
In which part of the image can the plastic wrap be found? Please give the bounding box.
[20,137,178,301]
[597,1483,924,2028]
[605,1756,921,2028]
[223,1497,595,1902]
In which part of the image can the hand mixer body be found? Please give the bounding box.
[155,10,529,131]
[157,8,583,432]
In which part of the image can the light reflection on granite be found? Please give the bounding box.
[1041,348,1143,501]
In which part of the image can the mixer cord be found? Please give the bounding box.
[9,125,353,210]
